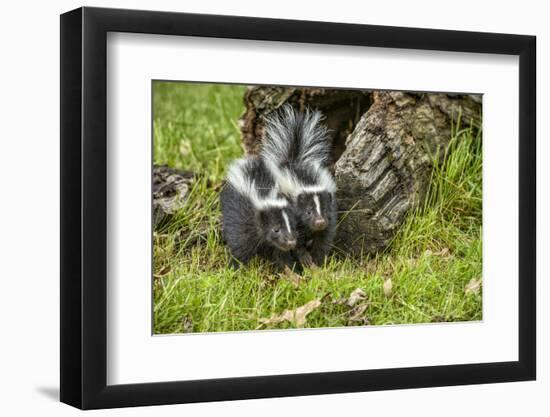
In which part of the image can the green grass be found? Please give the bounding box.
[152,81,482,334]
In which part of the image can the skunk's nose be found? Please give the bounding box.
[312,217,327,231]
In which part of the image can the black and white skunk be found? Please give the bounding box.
[220,155,299,269]
[261,105,338,266]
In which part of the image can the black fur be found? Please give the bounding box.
[261,106,338,267]
[295,191,337,265]
[220,157,298,269]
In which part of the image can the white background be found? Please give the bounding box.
[0,0,546,416]
[108,34,519,384]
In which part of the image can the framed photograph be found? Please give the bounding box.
[60,6,536,409]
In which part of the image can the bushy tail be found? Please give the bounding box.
[261,105,331,170]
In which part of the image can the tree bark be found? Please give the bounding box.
[239,87,481,255]
[153,165,195,228]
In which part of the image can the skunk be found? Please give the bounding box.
[261,105,331,170]
[261,105,338,266]
[220,156,299,269]
[292,163,338,266]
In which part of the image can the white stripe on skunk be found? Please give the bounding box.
[264,160,336,198]
[282,210,292,233]
[313,195,321,216]
[226,157,288,210]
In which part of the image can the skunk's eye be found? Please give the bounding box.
[272,227,280,234]
[306,209,313,215]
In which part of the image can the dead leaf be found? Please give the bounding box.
[332,297,347,306]
[259,299,321,327]
[332,289,370,325]
[181,315,193,333]
[348,303,370,325]
[465,278,482,295]
[424,249,433,257]
[153,232,169,240]
[332,288,366,306]
[153,265,171,280]
[438,247,450,257]
[179,139,192,156]
[281,265,302,287]
[320,292,332,303]
[347,288,367,307]
[383,278,393,297]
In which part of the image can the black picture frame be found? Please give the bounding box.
[60,6,536,410]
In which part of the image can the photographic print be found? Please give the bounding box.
[60,8,536,407]
[152,81,483,334]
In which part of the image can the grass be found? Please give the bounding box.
[152,81,483,334]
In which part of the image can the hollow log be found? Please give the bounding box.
[239,87,481,255]
[240,86,371,164]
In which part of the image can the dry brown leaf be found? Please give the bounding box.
[259,299,321,327]
[153,265,171,280]
[281,265,302,287]
[179,139,192,156]
[320,292,332,303]
[348,303,370,325]
[332,296,347,306]
[465,278,482,295]
[181,315,193,333]
[383,278,393,297]
[332,288,367,306]
[347,288,367,307]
